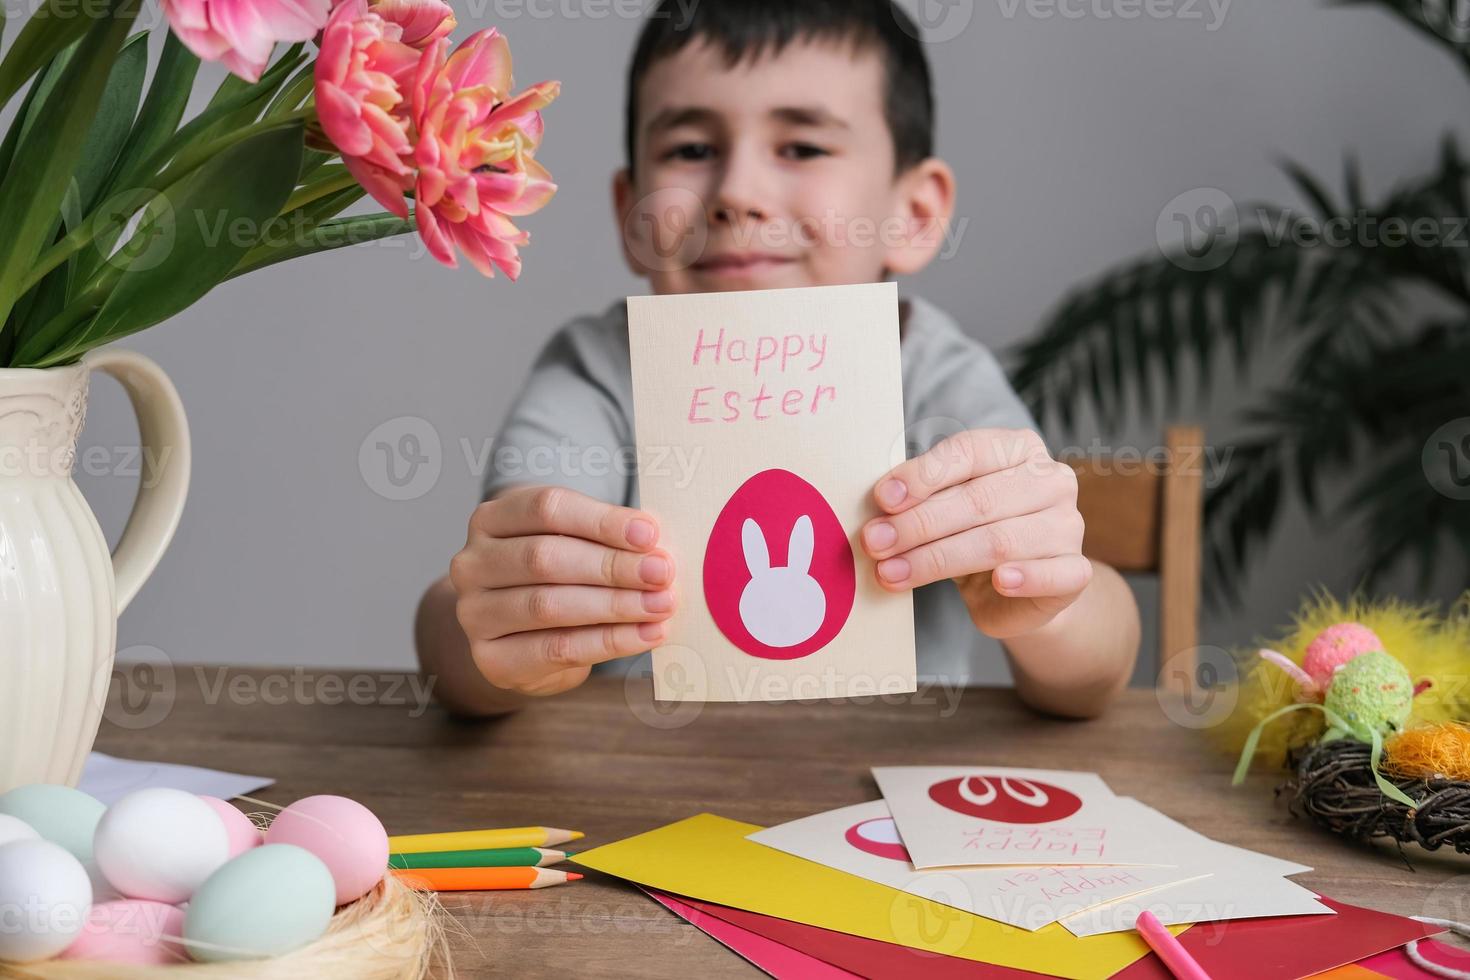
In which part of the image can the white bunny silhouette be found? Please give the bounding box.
[738,514,827,647]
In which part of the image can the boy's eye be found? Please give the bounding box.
[662,142,716,162]
[780,142,831,160]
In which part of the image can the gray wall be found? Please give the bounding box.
[66,0,1469,680]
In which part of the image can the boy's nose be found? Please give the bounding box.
[709,151,769,225]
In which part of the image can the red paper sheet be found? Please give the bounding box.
[1112,898,1441,980]
[660,890,1070,979]
[649,890,862,979]
[656,891,1439,980]
[1357,937,1470,980]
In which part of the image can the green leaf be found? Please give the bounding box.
[228,211,413,280]
[68,30,147,219]
[0,0,109,108]
[1278,157,1338,221]
[0,2,134,333]
[193,44,306,147]
[24,123,306,365]
[0,51,54,192]
[98,31,200,205]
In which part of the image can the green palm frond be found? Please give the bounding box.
[1011,1,1470,605]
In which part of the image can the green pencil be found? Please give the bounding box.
[388,846,571,870]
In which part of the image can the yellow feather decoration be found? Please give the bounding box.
[1211,589,1470,772]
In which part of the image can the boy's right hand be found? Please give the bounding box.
[449,485,677,697]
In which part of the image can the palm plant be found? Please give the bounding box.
[1010,0,1470,605]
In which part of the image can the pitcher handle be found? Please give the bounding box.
[82,349,192,615]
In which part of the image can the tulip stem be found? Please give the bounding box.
[280,168,358,215]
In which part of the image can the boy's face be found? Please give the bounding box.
[615,38,952,295]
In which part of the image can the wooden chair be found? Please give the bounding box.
[1063,426,1205,693]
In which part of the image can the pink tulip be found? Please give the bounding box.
[372,0,456,48]
[313,0,421,216]
[162,0,332,83]
[409,29,560,277]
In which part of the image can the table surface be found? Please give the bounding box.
[95,667,1470,979]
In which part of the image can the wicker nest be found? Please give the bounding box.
[0,874,454,980]
[1286,739,1470,857]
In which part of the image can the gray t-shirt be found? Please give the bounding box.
[481,295,1039,684]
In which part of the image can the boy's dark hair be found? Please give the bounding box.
[624,0,935,176]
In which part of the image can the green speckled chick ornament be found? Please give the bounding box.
[1321,650,1414,743]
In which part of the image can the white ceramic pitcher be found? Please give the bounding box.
[0,349,190,792]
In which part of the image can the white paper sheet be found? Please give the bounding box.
[1060,871,1331,935]
[80,753,274,806]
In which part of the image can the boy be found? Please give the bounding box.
[416,0,1140,718]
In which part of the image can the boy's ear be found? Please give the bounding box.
[612,167,646,278]
[884,158,957,278]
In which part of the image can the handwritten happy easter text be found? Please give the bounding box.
[686,327,834,424]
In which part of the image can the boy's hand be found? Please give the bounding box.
[450,485,677,697]
[860,429,1091,639]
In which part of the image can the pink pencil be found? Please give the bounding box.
[1135,910,1213,980]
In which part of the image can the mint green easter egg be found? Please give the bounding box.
[0,785,106,864]
[183,844,335,962]
[1323,650,1414,742]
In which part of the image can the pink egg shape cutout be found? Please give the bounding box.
[703,468,855,660]
[264,796,388,905]
[61,900,187,965]
[1303,622,1383,686]
[199,797,262,858]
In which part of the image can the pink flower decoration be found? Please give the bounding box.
[314,0,421,217]
[372,0,456,48]
[409,29,559,278]
[163,0,332,83]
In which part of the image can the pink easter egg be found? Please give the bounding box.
[199,797,262,858]
[1302,622,1383,686]
[263,796,388,905]
[60,900,186,965]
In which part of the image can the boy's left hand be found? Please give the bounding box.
[860,428,1091,639]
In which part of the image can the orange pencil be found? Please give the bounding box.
[393,866,583,891]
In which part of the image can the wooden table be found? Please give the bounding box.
[96,667,1470,978]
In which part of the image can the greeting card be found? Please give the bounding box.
[748,800,1208,931]
[628,283,915,702]
[872,766,1163,869]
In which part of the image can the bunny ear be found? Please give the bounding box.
[787,515,814,574]
[742,518,771,575]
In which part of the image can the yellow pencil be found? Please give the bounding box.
[388,826,583,853]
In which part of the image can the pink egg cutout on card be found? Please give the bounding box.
[199,797,262,858]
[703,468,856,660]
[60,900,186,965]
[263,796,388,905]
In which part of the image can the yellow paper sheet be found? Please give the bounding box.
[572,814,1166,980]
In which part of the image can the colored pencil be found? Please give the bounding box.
[392,867,583,891]
[388,827,582,852]
[388,847,569,870]
[1135,910,1213,980]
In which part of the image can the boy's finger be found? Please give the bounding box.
[478,536,674,590]
[860,469,1056,559]
[991,556,1094,600]
[873,510,1070,591]
[479,485,660,551]
[476,621,667,688]
[472,584,675,640]
[874,429,1046,514]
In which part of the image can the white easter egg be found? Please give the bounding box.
[0,839,93,963]
[0,814,39,847]
[93,788,229,904]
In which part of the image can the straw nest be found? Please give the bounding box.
[1,873,454,980]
